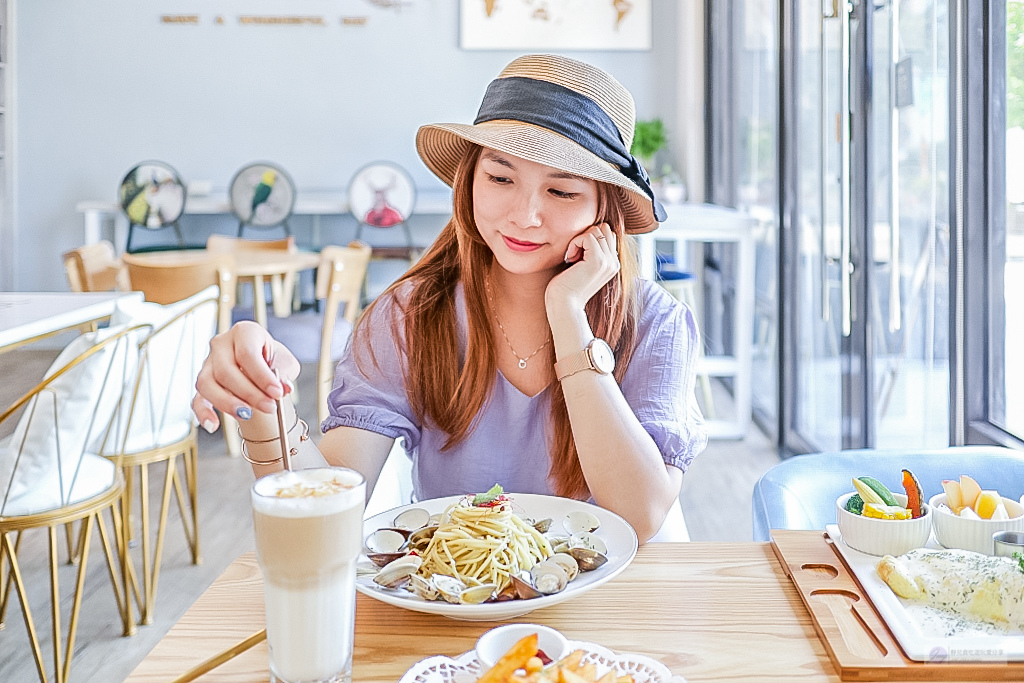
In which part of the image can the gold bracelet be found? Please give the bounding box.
[237,413,300,444]
[238,419,310,465]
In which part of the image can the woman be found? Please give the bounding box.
[193,54,707,542]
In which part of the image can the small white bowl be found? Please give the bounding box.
[928,493,1024,555]
[476,623,568,671]
[836,492,932,556]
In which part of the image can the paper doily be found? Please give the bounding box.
[398,641,685,683]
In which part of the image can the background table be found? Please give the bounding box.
[0,291,143,353]
[125,541,842,683]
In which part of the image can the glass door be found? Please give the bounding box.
[868,0,950,447]
[785,0,950,452]
[788,0,848,451]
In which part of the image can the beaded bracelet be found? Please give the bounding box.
[239,418,310,465]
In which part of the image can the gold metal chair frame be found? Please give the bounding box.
[107,294,218,625]
[0,324,149,683]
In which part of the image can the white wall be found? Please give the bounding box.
[10,0,695,291]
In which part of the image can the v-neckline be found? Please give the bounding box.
[496,369,552,400]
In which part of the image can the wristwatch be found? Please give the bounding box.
[554,338,615,381]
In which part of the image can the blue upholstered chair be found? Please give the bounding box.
[751,447,1024,541]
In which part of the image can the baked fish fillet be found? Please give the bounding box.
[877,548,1024,628]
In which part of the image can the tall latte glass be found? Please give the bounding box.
[251,467,365,683]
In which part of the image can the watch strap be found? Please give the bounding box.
[553,346,594,382]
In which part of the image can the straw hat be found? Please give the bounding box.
[416,54,666,234]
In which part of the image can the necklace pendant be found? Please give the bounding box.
[518,359,528,369]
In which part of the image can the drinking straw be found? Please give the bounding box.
[274,369,293,471]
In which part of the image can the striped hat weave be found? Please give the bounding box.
[416,54,665,234]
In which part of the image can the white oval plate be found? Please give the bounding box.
[357,494,638,621]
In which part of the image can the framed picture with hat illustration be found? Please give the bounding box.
[460,0,651,51]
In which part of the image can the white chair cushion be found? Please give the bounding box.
[0,433,115,516]
[0,325,138,514]
[101,286,218,455]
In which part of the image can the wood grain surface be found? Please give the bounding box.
[126,542,838,683]
[772,529,1023,681]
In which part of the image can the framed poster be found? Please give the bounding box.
[460,0,652,51]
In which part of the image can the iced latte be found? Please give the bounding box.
[251,468,365,683]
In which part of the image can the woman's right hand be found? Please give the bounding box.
[192,321,299,433]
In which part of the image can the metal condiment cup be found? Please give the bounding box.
[992,530,1024,557]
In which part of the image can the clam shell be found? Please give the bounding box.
[547,552,580,581]
[393,507,431,531]
[366,551,407,568]
[432,575,467,604]
[408,573,439,600]
[530,561,569,595]
[530,517,553,534]
[373,554,422,589]
[510,572,543,600]
[569,531,607,555]
[459,584,498,604]
[568,547,608,572]
[407,525,438,552]
[563,510,601,535]
[364,528,409,554]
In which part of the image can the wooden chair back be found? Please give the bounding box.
[120,253,236,334]
[316,241,372,424]
[206,235,295,254]
[62,240,130,292]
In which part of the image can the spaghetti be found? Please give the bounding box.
[416,496,553,590]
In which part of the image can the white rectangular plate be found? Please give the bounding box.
[825,524,1024,663]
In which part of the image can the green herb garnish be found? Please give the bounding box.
[1014,551,1024,574]
[472,484,504,506]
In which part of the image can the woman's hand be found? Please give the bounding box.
[192,321,299,433]
[544,222,620,314]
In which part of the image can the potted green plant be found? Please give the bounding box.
[631,119,667,171]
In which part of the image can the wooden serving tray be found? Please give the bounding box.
[771,529,1024,681]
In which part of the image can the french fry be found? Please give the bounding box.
[478,634,538,683]
[596,670,617,683]
[615,676,635,683]
[559,668,591,683]
[577,663,597,681]
[560,650,585,671]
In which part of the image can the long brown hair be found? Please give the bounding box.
[353,144,641,499]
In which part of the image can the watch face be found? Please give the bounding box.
[591,339,615,374]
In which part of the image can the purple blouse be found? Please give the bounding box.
[323,279,707,501]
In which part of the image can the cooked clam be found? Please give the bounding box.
[459,584,498,604]
[568,547,608,572]
[373,555,422,589]
[530,561,569,594]
[432,575,468,604]
[393,507,431,531]
[364,528,409,554]
[564,510,601,535]
[530,517,553,534]
[568,531,607,555]
[547,552,580,581]
[510,572,543,600]
[407,525,438,552]
[366,551,407,568]
[408,573,439,600]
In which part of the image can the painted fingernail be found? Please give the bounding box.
[202,420,217,434]
[236,406,252,420]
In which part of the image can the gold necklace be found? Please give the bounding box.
[485,278,552,370]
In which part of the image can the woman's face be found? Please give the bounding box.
[472,149,600,277]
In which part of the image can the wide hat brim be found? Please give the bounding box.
[416,120,660,235]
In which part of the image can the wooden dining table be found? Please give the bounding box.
[126,538,844,683]
[125,249,321,327]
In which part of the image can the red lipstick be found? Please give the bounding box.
[502,235,543,252]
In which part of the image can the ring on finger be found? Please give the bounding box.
[596,234,607,240]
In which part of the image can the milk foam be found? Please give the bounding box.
[252,468,363,518]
